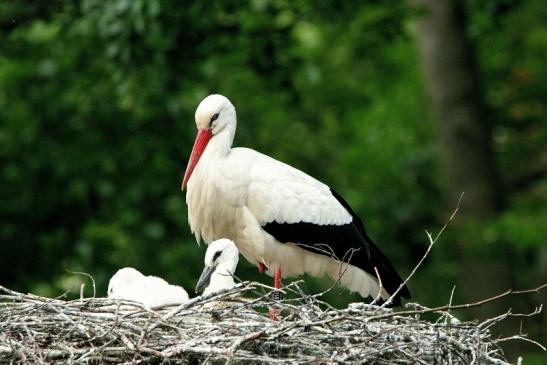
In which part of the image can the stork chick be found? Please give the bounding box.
[195,238,239,296]
[108,267,189,308]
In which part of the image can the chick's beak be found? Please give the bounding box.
[195,264,216,294]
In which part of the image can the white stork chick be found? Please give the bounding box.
[108,267,145,296]
[195,238,239,296]
[181,94,410,307]
[108,267,189,308]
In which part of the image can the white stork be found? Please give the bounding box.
[195,238,239,296]
[108,267,190,308]
[181,94,410,307]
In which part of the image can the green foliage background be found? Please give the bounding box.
[1,0,545,361]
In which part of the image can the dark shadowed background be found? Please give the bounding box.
[1,0,545,362]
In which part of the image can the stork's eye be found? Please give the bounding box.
[212,250,222,261]
[209,113,220,127]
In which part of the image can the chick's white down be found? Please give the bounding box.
[108,267,189,308]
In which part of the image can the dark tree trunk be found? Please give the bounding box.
[411,0,519,358]
[412,0,503,218]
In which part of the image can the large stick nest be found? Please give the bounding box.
[0,282,533,364]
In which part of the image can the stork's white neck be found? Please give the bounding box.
[213,128,235,157]
[206,111,237,158]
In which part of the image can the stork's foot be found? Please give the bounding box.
[264,267,283,320]
[268,305,280,321]
[269,284,284,321]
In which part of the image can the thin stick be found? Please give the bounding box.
[66,270,97,298]
[370,267,384,306]
[371,282,547,321]
[380,192,465,308]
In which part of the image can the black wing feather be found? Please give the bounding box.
[262,188,410,306]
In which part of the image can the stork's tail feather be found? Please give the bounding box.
[329,188,411,305]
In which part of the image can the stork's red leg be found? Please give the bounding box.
[269,268,282,321]
[258,263,266,273]
[274,268,282,289]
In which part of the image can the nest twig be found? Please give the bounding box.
[1,281,543,364]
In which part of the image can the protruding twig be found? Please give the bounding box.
[381,192,465,308]
[66,270,97,298]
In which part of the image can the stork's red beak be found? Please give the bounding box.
[181,128,213,191]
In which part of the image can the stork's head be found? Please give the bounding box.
[107,267,145,297]
[195,94,236,134]
[181,94,236,190]
[195,238,239,294]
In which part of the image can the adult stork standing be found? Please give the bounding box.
[181,94,410,311]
